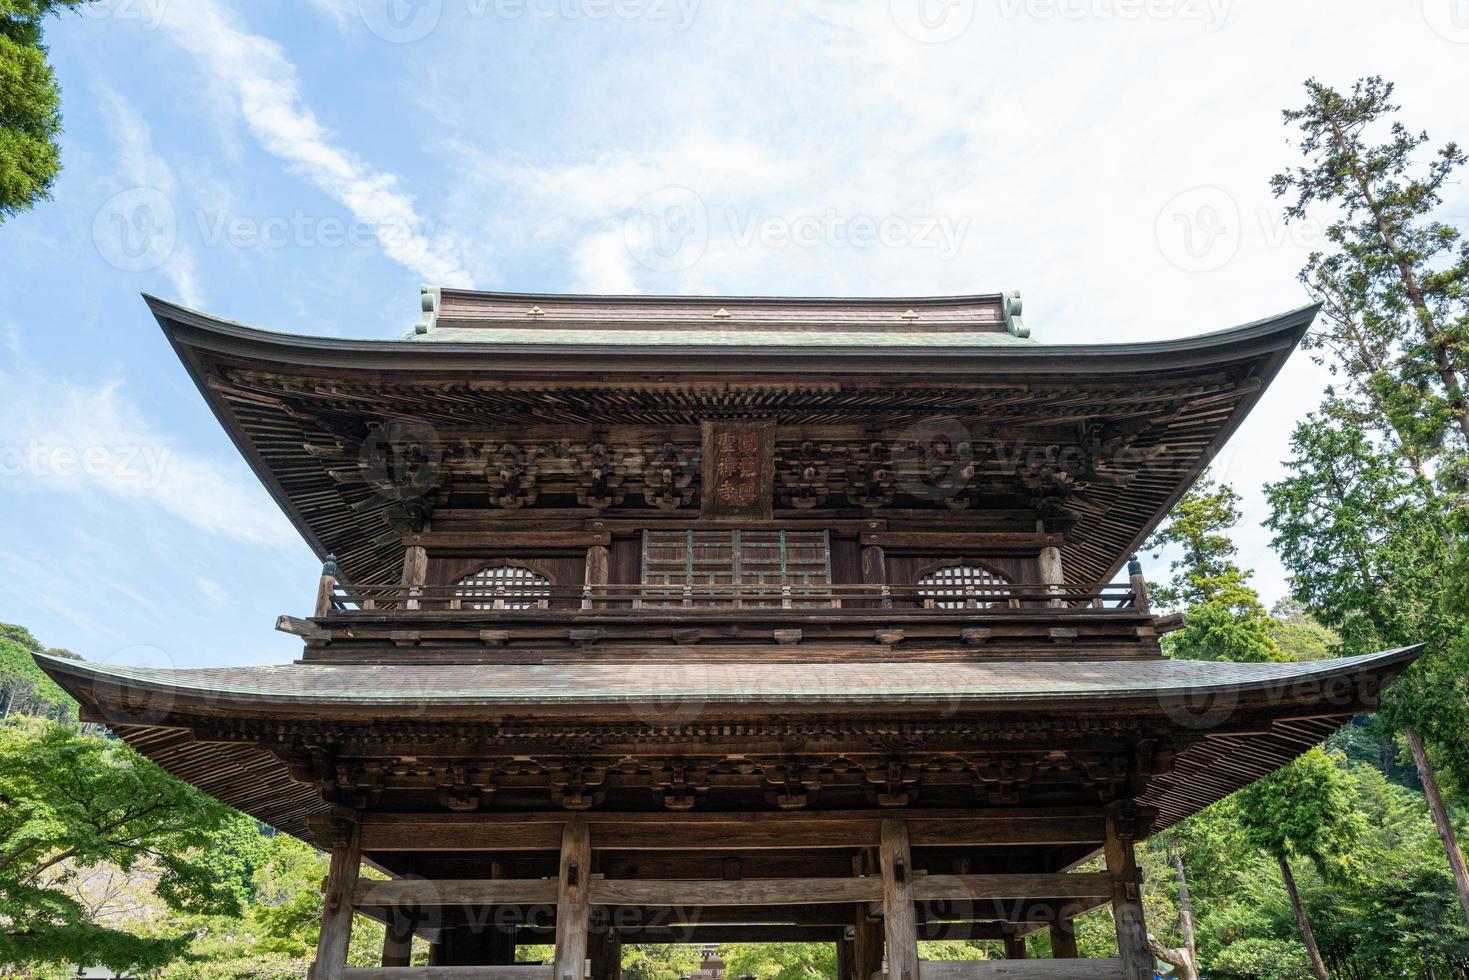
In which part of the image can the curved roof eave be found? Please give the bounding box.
[144,294,1319,377]
[34,645,1421,725]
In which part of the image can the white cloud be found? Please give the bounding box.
[155,0,474,287]
[96,88,206,308]
[0,368,297,549]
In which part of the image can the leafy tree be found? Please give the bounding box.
[1270,74,1469,929]
[1234,749,1363,980]
[0,720,242,973]
[0,624,76,721]
[0,0,95,221]
[619,943,704,980]
[722,942,836,980]
[1145,477,1284,663]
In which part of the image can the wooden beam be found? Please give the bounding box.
[910,873,1113,903]
[342,968,553,980]
[355,878,559,908]
[554,818,591,980]
[356,809,1109,853]
[917,960,1125,980]
[880,818,919,980]
[589,877,882,908]
[407,531,611,550]
[313,818,363,980]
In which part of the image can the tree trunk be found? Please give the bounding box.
[1277,853,1329,980]
[1406,726,1469,925]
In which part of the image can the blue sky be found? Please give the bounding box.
[2,0,1467,670]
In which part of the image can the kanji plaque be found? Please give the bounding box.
[700,420,774,519]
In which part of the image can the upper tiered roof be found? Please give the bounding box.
[146,290,1317,589]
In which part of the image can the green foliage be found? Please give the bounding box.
[1267,599,1339,662]
[620,943,704,980]
[1273,76,1469,463]
[1146,478,1285,663]
[0,0,95,220]
[0,623,76,721]
[722,942,835,980]
[0,719,242,972]
[1234,749,1362,870]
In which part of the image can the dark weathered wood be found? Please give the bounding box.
[356,878,558,908]
[881,818,919,980]
[1050,915,1079,959]
[409,531,612,550]
[554,818,590,980]
[381,916,414,966]
[911,873,1113,903]
[1103,814,1152,980]
[917,960,1124,980]
[1002,931,1026,959]
[590,877,881,907]
[313,818,363,980]
[342,968,552,980]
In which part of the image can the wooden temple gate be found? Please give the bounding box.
[310,809,1155,979]
[32,290,1421,980]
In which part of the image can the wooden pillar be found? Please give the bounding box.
[428,941,446,965]
[853,849,884,980]
[836,936,856,980]
[861,545,888,609]
[1038,545,1064,607]
[555,817,591,980]
[590,927,621,980]
[381,914,414,966]
[314,554,338,617]
[402,544,428,610]
[1105,810,1153,980]
[312,816,363,980]
[1002,931,1026,959]
[583,545,609,609]
[1127,554,1150,614]
[1050,912,1079,959]
[880,817,919,980]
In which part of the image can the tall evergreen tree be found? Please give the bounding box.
[1269,75,1469,927]
[1234,748,1364,980]
[0,1,97,220]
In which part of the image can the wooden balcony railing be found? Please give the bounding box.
[325,582,1141,614]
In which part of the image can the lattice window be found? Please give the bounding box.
[453,564,551,610]
[916,563,1010,609]
[640,530,831,607]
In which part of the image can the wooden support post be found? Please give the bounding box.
[853,852,884,980]
[1002,931,1027,959]
[583,545,609,610]
[1038,545,1064,608]
[555,817,591,980]
[312,815,363,980]
[590,927,621,980]
[380,915,413,966]
[1127,555,1150,614]
[836,936,856,980]
[880,817,919,980]
[315,554,338,617]
[1105,810,1153,980]
[427,942,446,965]
[402,544,428,610]
[1050,911,1079,959]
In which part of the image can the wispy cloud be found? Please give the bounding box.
[0,366,296,548]
[155,0,474,287]
[96,88,206,308]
